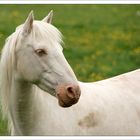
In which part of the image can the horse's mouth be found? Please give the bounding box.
[58,98,73,108]
[57,93,79,108]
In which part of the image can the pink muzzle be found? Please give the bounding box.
[55,84,81,107]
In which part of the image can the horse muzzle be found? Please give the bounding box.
[55,84,81,107]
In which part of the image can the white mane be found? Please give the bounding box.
[0,20,62,131]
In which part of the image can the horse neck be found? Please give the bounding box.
[10,76,36,135]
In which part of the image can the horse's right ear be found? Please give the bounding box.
[23,10,34,36]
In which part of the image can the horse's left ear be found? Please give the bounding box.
[42,10,53,24]
[23,10,34,35]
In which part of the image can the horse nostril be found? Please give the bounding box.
[67,87,73,93]
[66,86,75,99]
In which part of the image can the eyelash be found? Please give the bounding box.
[35,49,47,56]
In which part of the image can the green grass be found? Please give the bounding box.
[0,4,140,135]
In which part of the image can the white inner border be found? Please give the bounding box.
[0,1,140,140]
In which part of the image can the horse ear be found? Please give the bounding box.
[23,10,34,35]
[42,10,53,24]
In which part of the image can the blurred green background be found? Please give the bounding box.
[0,4,140,135]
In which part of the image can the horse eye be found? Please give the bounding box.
[35,49,47,56]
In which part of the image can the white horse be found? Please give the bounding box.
[0,11,140,136]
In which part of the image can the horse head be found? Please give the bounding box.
[15,11,81,107]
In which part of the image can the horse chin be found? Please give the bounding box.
[57,94,79,108]
[58,98,73,108]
